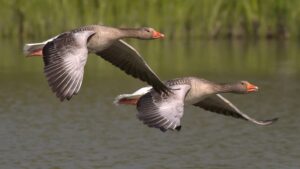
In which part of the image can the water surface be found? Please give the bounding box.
[0,39,299,169]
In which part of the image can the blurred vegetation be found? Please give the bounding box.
[1,0,300,40]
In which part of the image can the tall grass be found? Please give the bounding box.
[1,0,300,40]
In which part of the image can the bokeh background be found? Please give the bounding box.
[0,0,299,169]
[3,0,300,40]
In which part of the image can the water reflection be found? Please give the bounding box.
[0,39,299,169]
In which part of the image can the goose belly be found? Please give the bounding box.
[184,90,208,105]
[87,34,113,52]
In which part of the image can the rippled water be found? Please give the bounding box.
[0,39,299,169]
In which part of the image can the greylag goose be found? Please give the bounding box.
[23,25,169,101]
[114,77,278,132]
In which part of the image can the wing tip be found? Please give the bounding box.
[175,125,182,131]
[158,125,181,132]
[262,117,279,125]
[254,117,279,126]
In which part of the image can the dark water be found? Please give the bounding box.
[0,39,300,169]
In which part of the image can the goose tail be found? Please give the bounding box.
[113,86,152,105]
[23,35,58,56]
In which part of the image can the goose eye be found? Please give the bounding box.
[143,28,151,33]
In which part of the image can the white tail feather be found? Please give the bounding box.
[23,35,59,55]
[23,42,46,55]
[113,86,152,105]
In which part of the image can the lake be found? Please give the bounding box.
[0,39,299,169]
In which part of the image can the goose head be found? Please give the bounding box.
[231,81,259,94]
[138,27,165,39]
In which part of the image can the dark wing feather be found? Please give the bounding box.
[193,94,278,125]
[96,40,170,94]
[136,84,191,132]
[42,31,95,101]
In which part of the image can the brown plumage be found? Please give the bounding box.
[25,25,169,101]
[114,77,278,132]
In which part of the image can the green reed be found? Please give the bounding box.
[1,0,300,40]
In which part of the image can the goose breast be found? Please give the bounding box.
[184,78,216,105]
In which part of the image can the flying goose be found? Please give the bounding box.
[23,25,169,101]
[114,77,278,132]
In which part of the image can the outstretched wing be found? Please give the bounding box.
[42,31,95,101]
[96,40,170,94]
[193,94,278,125]
[137,84,191,132]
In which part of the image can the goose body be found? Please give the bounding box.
[114,77,278,132]
[24,25,168,101]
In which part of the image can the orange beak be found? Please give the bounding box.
[152,31,165,39]
[246,82,259,92]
